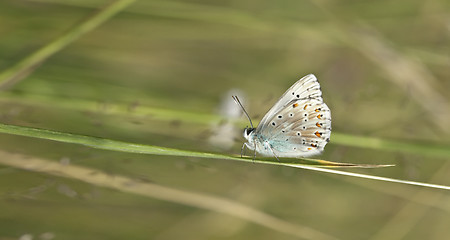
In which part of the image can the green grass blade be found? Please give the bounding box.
[285,164,450,191]
[0,123,389,168]
[0,0,136,89]
[0,123,448,190]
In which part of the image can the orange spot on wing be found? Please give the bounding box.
[307,148,312,150]
[316,122,321,128]
[303,104,308,110]
[315,108,320,112]
[315,131,322,137]
[293,103,299,108]
[317,114,322,119]
[311,144,317,147]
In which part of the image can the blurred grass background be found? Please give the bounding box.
[0,0,449,239]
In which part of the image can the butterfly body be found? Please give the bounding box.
[237,74,331,158]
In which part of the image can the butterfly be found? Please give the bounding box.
[233,74,331,160]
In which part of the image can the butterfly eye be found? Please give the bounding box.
[245,128,255,135]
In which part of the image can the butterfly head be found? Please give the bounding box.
[243,127,255,140]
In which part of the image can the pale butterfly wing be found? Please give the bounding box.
[255,74,331,157]
[257,74,323,128]
[260,99,331,157]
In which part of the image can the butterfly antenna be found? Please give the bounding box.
[232,96,254,128]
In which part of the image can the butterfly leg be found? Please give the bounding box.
[240,143,247,158]
[253,142,257,162]
[267,143,280,162]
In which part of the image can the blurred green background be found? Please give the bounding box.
[0,0,449,239]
